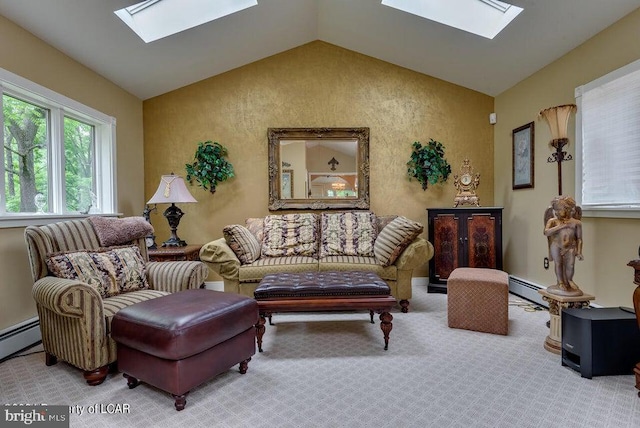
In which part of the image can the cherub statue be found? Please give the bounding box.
[543,196,583,296]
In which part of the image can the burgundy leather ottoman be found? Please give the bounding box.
[111,289,258,411]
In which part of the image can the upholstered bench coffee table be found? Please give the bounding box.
[111,289,258,411]
[254,271,396,351]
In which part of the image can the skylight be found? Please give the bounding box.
[381,0,523,39]
[115,0,258,43]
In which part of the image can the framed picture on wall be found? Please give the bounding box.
[512,122,535,189]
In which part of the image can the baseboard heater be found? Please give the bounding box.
[0,317,41,361]
[508,276,548,308]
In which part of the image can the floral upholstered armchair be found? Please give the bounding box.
[24,217,208,385]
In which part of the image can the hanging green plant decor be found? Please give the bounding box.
[406,139,452,191]
[185,141,235,193]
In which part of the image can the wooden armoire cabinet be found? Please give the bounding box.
[427,207,503,293]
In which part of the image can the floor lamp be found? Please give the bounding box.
[147,173,197,247]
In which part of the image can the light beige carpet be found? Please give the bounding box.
[1,284,639,428]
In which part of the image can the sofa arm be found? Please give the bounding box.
[199,238,241,280]
[32,276,104,319]
[146,261,209,292]
[394,237,434,271]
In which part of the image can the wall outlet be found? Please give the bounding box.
[544,257,549,269]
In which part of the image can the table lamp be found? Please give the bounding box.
[147,173,197,247]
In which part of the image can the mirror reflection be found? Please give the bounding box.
[268,128,370,210]
[308,173,357,198]
[280,140,358,199]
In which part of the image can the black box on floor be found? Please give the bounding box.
[562,307,640,379]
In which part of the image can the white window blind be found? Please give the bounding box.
[576,58,640,215]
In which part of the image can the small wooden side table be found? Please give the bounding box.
[148,245,202,262]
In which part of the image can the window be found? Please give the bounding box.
[114,0,258,43]
[0,67,116,226]
[575,58,640,218]
[381,0,523,39]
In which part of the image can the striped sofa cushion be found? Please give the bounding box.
[239,256,318,282]
[374,216,423,266]
[318,255,397,281]
[223,224,262,264]
[103,289,169,334]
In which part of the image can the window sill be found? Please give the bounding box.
[0,213,122,229]
[581,208,640,219]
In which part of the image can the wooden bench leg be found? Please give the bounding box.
[255,316,266,352]
[379,311,393,350]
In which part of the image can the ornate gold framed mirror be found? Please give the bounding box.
[268,127,370,210]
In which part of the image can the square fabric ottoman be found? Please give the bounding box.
[111,289,258,410]
[447,267,509,335]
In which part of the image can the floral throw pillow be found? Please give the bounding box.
[320,211,377,257]
[261,213,319,257]
[109,246,149,294]
[374,216,423,266]
[46,246,149,298]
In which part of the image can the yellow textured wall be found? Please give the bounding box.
[0,15,144,331]
[143,41,495,280]
[495,8,640,306]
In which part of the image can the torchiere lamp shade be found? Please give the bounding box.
[147,174,197,247]
[539,104,577,142]
[539,104,577,195]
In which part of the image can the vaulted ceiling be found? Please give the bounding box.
[0,0,638,100]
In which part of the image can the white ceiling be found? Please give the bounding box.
[0,0,638,100]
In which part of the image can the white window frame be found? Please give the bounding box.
[575,58,640,219]
[0,67,117,228]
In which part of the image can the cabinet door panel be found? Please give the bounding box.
[433,214,460,281]
[466,214,497,269]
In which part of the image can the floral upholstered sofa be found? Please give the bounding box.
[199,211,434,312]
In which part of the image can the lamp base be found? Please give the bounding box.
[161,237,187,247]
[162,203,188,247]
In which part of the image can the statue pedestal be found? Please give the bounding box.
[538,289,595,354]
